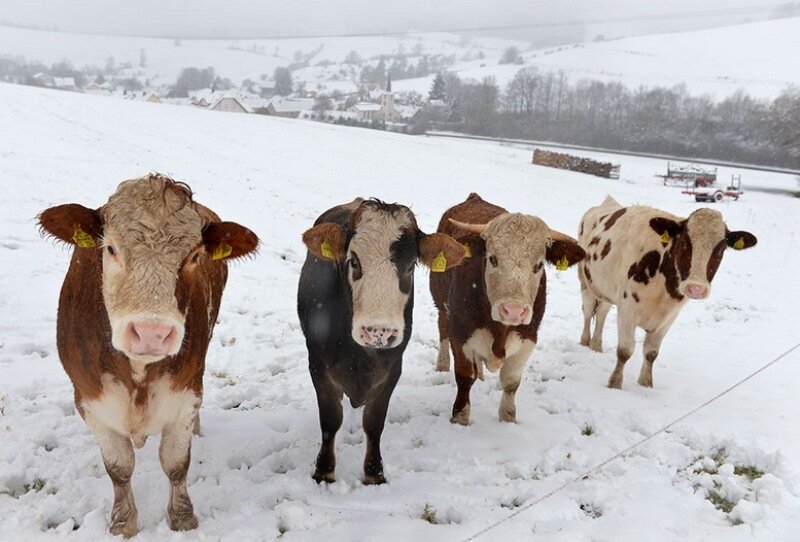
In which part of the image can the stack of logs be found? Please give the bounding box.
[532,149,620,179]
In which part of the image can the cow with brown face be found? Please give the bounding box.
[38,174,258,537]
[430,193,585,425]
[578,195,757,389]
[298,198,465,484]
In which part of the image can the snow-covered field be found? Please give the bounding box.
[1,82,799,541]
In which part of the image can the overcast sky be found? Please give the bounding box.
[0,0,786,39]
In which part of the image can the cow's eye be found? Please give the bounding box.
[106,245,116,256]
[534,261,543,272]
[192,251,202,264]
[488,255,498,267]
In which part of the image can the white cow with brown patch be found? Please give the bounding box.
[38,174,258,537]
[578,195,757,389]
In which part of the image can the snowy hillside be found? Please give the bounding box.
[0,25,521,90]
[393,17,800,99]
[1,83,799,541]
[3,17,800,100]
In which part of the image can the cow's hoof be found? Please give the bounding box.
[168,512,198,531]
[312,470,336,484]
[110,520,138,538]
[363,473,386,485]
[579,336,590,347]
[498,410,517,423]
[637,377,653,388]
[607,379,623,390]
[590,341,603,353]
[450,407,470,426]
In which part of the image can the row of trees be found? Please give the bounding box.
[427,69,800,168]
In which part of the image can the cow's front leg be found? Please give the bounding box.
[609,308,636,389]
[579,272,595,347]
[87,416,138,538]
[638,316,676,387]
[590,301,612,352]
[310,362,343,483]
[451,346,476,425]
[160,404,199,531]
[435,310,451,372]
[498,342,535,423]
[362,363,401,485]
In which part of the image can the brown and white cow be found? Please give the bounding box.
[431,193,585,425]
[38,174,258,537]
[578,195,757,389]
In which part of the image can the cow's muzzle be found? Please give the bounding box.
[113,315,185,362]
[353,322,402,349]
[494,302,533,326]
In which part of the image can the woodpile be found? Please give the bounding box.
[532,149,620,179]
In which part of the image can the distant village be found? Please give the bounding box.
[19,61,455,135]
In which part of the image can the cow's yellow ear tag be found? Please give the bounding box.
[72,225,96,248]
[556,255,569,271]
[212,241,233,261]
[463,243,472,258]
[320,239,334,259]
[431,251,447,272]
[659,232,671,246]
[733,236,745,250]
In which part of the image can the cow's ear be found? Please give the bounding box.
[419,233,466,272]
[546,239,586,269]
[726,230,757,250]
[649,217,683,239]
[38,204,103,248]
[302,222,346,262]
[203,221,259,261]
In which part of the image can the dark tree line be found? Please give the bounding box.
[430,67,800,169]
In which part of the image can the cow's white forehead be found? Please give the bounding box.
[686,208,726,244]
[103,177,203,258]
[483,213,550,255]
[349,206,414,261]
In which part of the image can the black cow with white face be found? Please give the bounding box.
[297,198,465,484]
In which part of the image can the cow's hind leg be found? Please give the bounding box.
[362,362,402,485]
[87,418,138,538]
[609,308,636,389]
[451,345,476,425]
[310,362,343,483]
[435,310,451,372]
[160,402,200,531]
[498,342,535,423]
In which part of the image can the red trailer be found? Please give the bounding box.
[682,175,744,202]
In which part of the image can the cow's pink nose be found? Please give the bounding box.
[686,284,709,299]
[499,303,529,324]
[127,322,177,356]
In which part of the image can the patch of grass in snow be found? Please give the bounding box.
[421,503,437,524]
[277,518,289,535]
[581,423,595,436]
[501,497,524,509]
[733,465,764,481]
[579,502,603,519]
[706,487,736,514]
[211,371,236,386]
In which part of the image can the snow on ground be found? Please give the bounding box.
[1,82,799,541]
[393,17,800,100]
